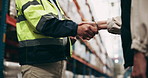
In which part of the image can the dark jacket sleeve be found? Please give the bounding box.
[37,18,78,38]
[121,0,134,68]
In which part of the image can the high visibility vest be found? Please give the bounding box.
[15,0,72,56]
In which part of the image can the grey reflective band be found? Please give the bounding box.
[36,14,56,31]
[17,13,59,23]
[22,0,40,13]
[17,15,26,22]
[19,38,67,47]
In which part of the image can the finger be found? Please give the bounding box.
[84,32,94,39]
[81,24,95,38]
[78,36,83,40]
[85,37,91,40]
[81,32,93,40]
[82,36,90,40]
[86,29,95,37]
[86,32,95,38]
[89,26,98,34]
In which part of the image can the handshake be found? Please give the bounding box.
[77,21,107,40]
[76,16,121,40]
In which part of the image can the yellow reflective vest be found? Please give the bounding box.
[15,0,76,64]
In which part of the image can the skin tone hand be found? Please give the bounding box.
[96,21,107,30]
[77,23,98,40]
[131,52,147,78]
[79,21,107,30]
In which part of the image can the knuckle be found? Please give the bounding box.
[85,29,88,31]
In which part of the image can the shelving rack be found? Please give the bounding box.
[71,53,110,77]
[61,0,113,77]
[5,15,112,77]
[0,0,114,78]
[0,0,9,77]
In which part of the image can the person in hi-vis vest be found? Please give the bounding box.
[15,0,107,78]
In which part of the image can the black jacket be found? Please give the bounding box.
[121,0,134,68]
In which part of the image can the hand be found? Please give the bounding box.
[79,21,107,30]
[131,52,147,78]
[77,23,98,40]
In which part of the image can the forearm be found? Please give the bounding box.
[131,1,148,77]
[95,16,121,34]
[39,18,78,38]
[131,0,148,56]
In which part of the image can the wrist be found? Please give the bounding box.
[133,49,146,57]
[134,50,146,62]
[96,21,107,30]
[94,21,100,30]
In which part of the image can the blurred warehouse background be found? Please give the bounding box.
[0,0,126,78]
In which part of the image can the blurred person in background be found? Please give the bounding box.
[131,0,148,78]
[121,0,134,70]
[107,0,134,77]
[15,0,106,78]
[106,0,148,77]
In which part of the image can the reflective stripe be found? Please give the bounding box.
[22,0,40,13]
[17,13,59,23]
[19,38,67,47]
[17,15,26,22]
[36,13,56,31]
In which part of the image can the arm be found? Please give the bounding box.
[131,0,148,78]
[85,17,121,34]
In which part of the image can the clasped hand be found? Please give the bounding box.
[77,21,107,40]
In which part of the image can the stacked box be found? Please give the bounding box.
[9,0,17,17]
[77,0,92,21]
[74,40,86,58]
[3,61,21,78]
[65,70,74,78]
[58,0,82,23]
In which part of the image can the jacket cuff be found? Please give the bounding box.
[69,21,78,36]
[131,40,148,56]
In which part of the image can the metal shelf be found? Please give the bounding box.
[79,38,113,72]
[5,39,18,47]
[71,0,113,73]
[6,14,16,27]
[5,14,112,77]
[72,53,103,73]
[0,0,9,77]
[71,53,111,77]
